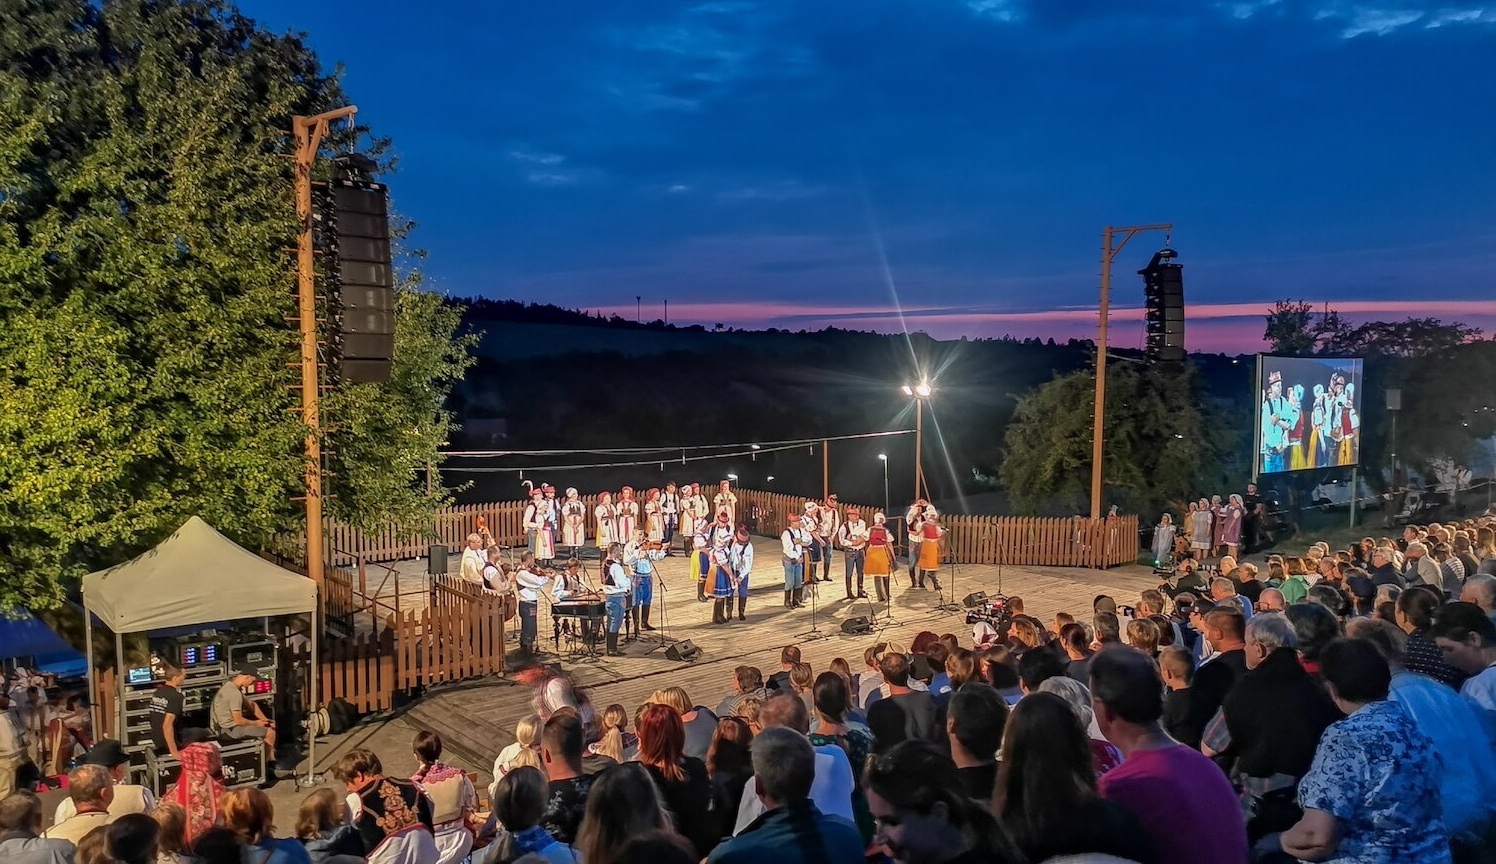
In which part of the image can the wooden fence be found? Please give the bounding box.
[325,488,1140,570]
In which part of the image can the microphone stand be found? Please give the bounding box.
[644,556,676,656]
[932,541,961,615]
[798,562,827,641]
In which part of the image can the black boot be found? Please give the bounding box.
[845,575,855,600]
[641,604,656,631]
[793,588,805,608]
[876,577,889,602]
[630,605,641,639]
[821,559,833,583]
[736,596,747,621]
[857,577,867,598]
[715,599,728,624]
[929,571,942,591]
[697,580,707,602]
[915,570,925,589]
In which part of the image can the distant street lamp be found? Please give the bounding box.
[878,454,889,513]
[901,381,934,501]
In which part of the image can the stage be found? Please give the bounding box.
[399,537,1158,770]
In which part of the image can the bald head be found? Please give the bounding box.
[1462,575,1496,614]
[1256,587,1285,612]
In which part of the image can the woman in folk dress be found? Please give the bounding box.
[616,486,639,540]
[560,487,587,551]
[1221,494,1245,560]
[865,511,897,602]
[1151,513,1176,566]
[715,479,738,526]
[916,512,945,591]
[1189,499,1213,557]
[644,487,664,542]
[594,491,618,550]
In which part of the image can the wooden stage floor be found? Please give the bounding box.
[402,537,1157,772]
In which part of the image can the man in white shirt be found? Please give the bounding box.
[815,496,840,584]
[1405,542,1443,590]
[459,533,485,586]
[52,739,155,824]
[838,508,870,601]
[43,764,113,845]
[600,543,632,657]
[514,552,551,658]
[781,517,810,609]
[733,693,854,834]
[729,526,755,622]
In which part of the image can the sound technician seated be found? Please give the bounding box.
[210,668,275,760]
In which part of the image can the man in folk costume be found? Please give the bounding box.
[460,533,486,586]
[729,525,754,622]
[838,507,870,600]
[715,479,738,526]
[514,552,551,657]
[905,499,930,583]
[1288,384,1311,471]
[709,538,737,624]
[644,488,664,542]
[691,535,713,602]
[625,529,660,635]
[803,501,824,583]
[1329,374,1359,466]
[1259,369,1295,474]
[594,491,617,551]
[560,488,587,555]
[816,494,840,583]
[616,486,639,542]
[600,543,631,656]
[780,515,811,609]
[916,511,945,591]
[541,484,562,563]
[866,512,897,602]
[661,482,680,548]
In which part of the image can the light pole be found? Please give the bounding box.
[878,454,889,514]
[901,381,933,502]
[1091,223,1172,519]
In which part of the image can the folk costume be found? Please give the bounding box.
[522,488,557,563]
[715,481,738,526]
[616,487,639,542]
[601,552,632,656]
[1330,378,1359,466]
[594,493,618,550]
[691,536,713,602]
[348,773,438,864]
[626,534,662,634]
[644,489,665,542]
[1151,515,1177,566]
[661,484,680,546]
[560,488,587,550]
[838,509,870,599]
[816,497,840,583]
[1259,370,1297,474]
[710,545,736,624]
[866,512,896,602]
[1189,500,1213,553]
[916,514,944,590]
[781,519,812,608]
[514,562,551,657]
[1288,385,1310,471]
[729,529,754,621]
[410,760,476,864]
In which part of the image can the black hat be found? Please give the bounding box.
[83,739,129,767]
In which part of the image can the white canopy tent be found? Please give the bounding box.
[81,516,322,784]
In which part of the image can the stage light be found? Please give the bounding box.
[915,382,932,398]
[750,444,760,450]
[767,475,775,482]
[901,385,914,396]
[878,454,887,461]
[727,473,739,481]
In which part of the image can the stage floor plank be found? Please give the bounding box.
[402,538,1156,772]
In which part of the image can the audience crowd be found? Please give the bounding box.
[7,516,1496,864]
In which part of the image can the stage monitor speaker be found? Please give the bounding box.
[840,616,873,635]
[428,545,448,576]
[962,591,989,609]
[666,640,701,662]
[1386,389,1402,411]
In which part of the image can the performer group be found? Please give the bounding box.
[457,479,947,659]
[1259,367,1360,474]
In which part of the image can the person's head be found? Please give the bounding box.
[1407,541,1427,560]
[1089,647,1165,743]
[648,686,693,716]
[467,532,482,550]
[412,729,443,767]
[706,716,754,779]
[1243,613,1297,670]
[1092,612,1121,644]
[493,766,549,834]
[829,656,853,681]
[1319,638,1392,713]
[0,789,44,834]
[751,726,816,809]
[1124,618,1161,656]
[1210,577,1236,601]
[220,788,275,845]
[1307,583,1351,619]
[1008,618,1041,648]
[734,665,764,694]
[880,651,912,688]
[865,643,887,671]
[332,748,383,790]
[1430,601,1496,675]
[945,647,977,690]
[1239,562,1260,583]
[1035,675,1099,732]
[74,826,112,864]
[1395,585,1442,634]
[1158,646,1194,688]
[68,764,114,810]
[864,740,1021,864]
[575,763,672,864]
[1463,574,1496,613]
[993,692,1096,847]
[636,703,686,781]
[592,703,629,763]
[1016,646,1067,694]
[789,662,814,694]
[733,697,763,734]
[1137,589,1167,617]
[512,713,542,750]
[294,788,344,841]
[541,711,585,774]
[107,813,161,864]
[1202,608,1246,651]
[1058,622,1091,659]
[760,691,811,734]
[1345,616,1408,667]
[190,828,245,864]
[1285,602,1341,663]
[980,645,1020,690]
[812,671,852,724]
[946,683,1007,764]
[159,663,186,687]
[780,645,802,670]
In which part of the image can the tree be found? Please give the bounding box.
[1263,300,1347,355]
[0,0,473,610]
[1001,363,1229,518]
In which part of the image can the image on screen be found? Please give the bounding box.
[1256,355,1364,475]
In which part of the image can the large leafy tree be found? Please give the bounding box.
[0,0,472,610]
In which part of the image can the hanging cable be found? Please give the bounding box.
[440,429,914,458]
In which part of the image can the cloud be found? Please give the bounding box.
[1311,3,1496,37]
[965,0,1023,22]
[716,179,826,203]
[505,146,600,186]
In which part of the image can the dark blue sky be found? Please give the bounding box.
[244,0,1496,350]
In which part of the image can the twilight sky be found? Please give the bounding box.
[244,0,1496,352]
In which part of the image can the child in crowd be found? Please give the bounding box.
[1159,646,1200,748]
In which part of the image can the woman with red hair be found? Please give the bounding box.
[635,703,714,858]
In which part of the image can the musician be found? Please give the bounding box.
[866,512,897,602]
[560,488,587,555]
[710,541,736,625]
[781,515,811,609]
[523,486,557,565]
[816,495,840,585]
[714,480,738,526]
[626,530,661,634]
[552,558,585,602]
[661,482,680,548]
[838,507,870,600]
[514,552,552,657]
[1259,369,1296,474]
[600,543,632,657]
[594,491,618,551]
[482,548,510,594]
[460,533,486,586]
[616,486,640,541]
[644,488,664,543]
[729,526,754,622]
[915,511,945,591]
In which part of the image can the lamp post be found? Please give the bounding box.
[902,381,933,502]
[878,454,889,514]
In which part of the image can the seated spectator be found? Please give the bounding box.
[1035,676,1123,778]
[536,711,596,846]
[616,830,698,864]
[979,645,1024,704]
[153,802,198,864]
[221,788,313,864]
[1092,611,1123,648]
[1430,601,1496,743]
[808,673,874,840]
[647,687,718,761]
[945,683,1007,799]
[709,727,863,864]
[1237,562,1265,603]
[1124,618,1161,657]
[54,740,155,824]
[1306,582,1351,620]
[295,788,363,864]
[1369,547,1404,588]
[1347,617,1496,840]
[1284,602,1340,681]
[1212,577,1254,618]
[788,663,816,715]
[1157,646,1200,748]
[994,693,1152,864]
[0,790,74,864]
[873,652,937,741]
[588,703,636,764]
[717,666,770,718]
[1016,645,1067,695]
[1395,586,1467,688]
[856,646,886,710]
[734,693,855,833]
[924,644,952,704]
[493,715,541,782]
[864,740,1025,864]
[768,646,801,693]
[574,764,679,864]
[411,730,476,864]
[1459,574,1496,627]
[1255,587,1286,613]
[1059,622,1096,683]
[1187,609,1247,739]
[1092,648,1247,864]
[944,646,978,694]
[706,718,755,845]
[106,813,160,864]
[1275,639,1450,864]
[636,703,714,858]
[487,766,574,864]
[43,764,114,845]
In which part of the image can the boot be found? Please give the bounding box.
[783,590,792,609]
[736,596,747,621]
[716,599,730,624]
[793,588,805,608]
[606,632,621,656]
[821,559,833,583]
[915,570,925,589]
[641,604,656,631]
[844,575,855,600]
[876,577,889,602]
[697,580,707,602]
[857,576,867,598]
[929,571,942,591]
[629,605,641,639]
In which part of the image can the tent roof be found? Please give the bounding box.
[81,516,316,633]
[0,609,78,661]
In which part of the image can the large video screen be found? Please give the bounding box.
[1256,355,1364,475]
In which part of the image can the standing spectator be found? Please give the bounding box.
[1395,586,1467,688]
[488,766,575,864]
[945,683,1007,800]
[1274,639,1451,864]
[636,704,715,859]
[706,718,755,845]
[576,764,677,864]
[220,789,312,864]
[1241,482,1264,554]
[1429,601,1496,743]
[734,693,854,834]
[864,741,1025,864]
[410,731,476,864]
[537,711,596,846]
[1092,648,1247,864]
[43,764,113,845]
[709,728,862,864]
[993,693,1152,864]
[334,748,437,864]
[0,790,73,864]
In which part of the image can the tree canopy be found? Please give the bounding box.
[0,0,473,610]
